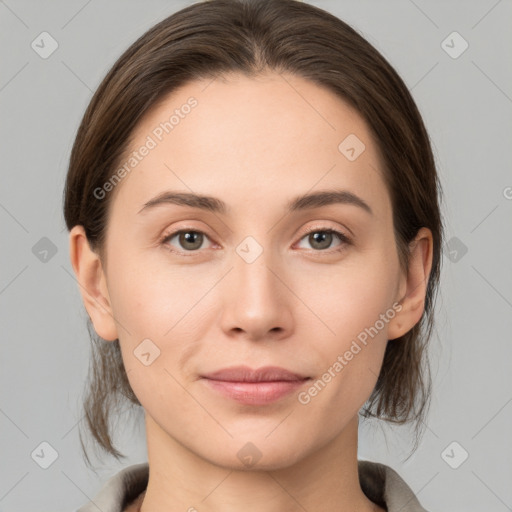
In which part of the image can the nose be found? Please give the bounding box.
[218,243,294,342]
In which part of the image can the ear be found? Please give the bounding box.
[387,227,434,341]
[69,225,118,341]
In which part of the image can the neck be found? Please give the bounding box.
[138,414,383,512]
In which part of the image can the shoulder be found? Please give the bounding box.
[358,459,430,512]
[76,463,149,512]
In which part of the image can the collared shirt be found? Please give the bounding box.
[76,460,429,512]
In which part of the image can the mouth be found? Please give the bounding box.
[201,365,309,382]
[200,365,311,405]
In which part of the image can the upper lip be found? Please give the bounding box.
[201,365,309,382]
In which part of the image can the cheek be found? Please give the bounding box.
[315,256,398,342]
[107,246,205,336]
[107,247,223,384]
[302,248,398,392]
[300,283,392,417]
[104,252,196,388]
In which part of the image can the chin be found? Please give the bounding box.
[198,435,312,472]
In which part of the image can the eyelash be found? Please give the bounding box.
[159,225,352,257]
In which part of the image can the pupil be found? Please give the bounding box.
[181,231,202,249]
[312,231,331,249]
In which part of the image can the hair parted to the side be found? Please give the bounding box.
[63,0,444,469]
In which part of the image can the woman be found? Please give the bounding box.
[65,0,443,510]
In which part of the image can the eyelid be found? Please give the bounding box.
[299,224,351,241]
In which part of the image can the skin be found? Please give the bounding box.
[69,71,433,512]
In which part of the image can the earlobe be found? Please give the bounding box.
[69,225,118,341]
[387,227,433,341]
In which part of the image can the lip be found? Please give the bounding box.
[201,365,308,382]
[200,365,311,405]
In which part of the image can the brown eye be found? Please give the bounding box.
[296,228,351,252]
[161,230,210,252]
[308,231,334,250]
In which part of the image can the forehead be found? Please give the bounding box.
[110,71,390,219]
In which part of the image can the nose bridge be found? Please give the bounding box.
[233,233,280,301]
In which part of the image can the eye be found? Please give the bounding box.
[159,226,352,256]
[160,229,213,254]
[295,227,351,252]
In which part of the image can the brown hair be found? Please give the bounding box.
[63,0,444,467]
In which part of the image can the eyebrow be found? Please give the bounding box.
[137,189,373,216]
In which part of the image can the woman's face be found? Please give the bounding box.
[96,71,409,468]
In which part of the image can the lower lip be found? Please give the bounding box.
[202,378,310,405]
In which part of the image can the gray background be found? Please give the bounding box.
[1,0,511,511]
